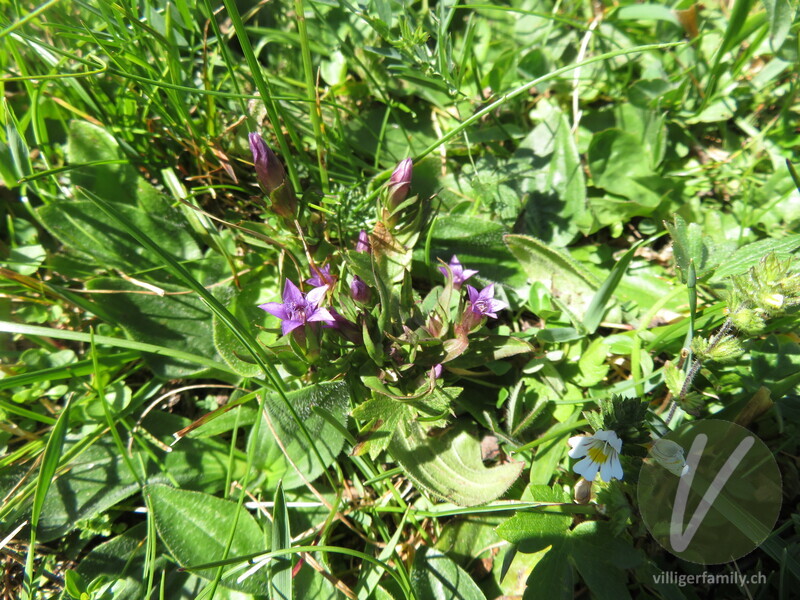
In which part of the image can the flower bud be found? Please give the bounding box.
[574,477,593,504]
[649,438,690,477]
[249,132,286,193]
[350,276,370,303]
[356,229,371,253]
[691,334,745,364]
[730,307,766,336]
[387,158,412,208]
[425,313,444,338]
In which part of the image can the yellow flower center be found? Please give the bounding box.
[587,444,610,464]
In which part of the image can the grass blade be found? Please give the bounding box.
[24,394,71,599]
[270,482,292,600]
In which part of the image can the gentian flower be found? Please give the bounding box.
[350,276,370,303]
[249,132,286,193]
[387,158,412,207]
[356,230,370,253]
[466,284,507,319]
[568,429,624,482]
[439,255,478,289]
[306,264,336,288]
[258,280,334,335]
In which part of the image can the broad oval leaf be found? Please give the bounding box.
[388,422,523,507]
[505,234,599,320]
[145,483,268,595]
[252,381,349,490]
[411,546,487,600]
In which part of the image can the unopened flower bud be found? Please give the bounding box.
[249,132,286,193]
[387,158,412,207]
[691,334,745,364]
[730,307,766,336]
[350,276,370,303]
[649,438,690,477]
[425,313,444,338]
[356,230,371,253]
[574,477,593,504]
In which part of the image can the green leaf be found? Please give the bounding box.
[614,4,682,26]
[388,422,523,507]
[421,215,528,289]
[749,335,800,398]
[495,485,572,552]
[574,338,611,388]
[445,336,534,370]
[353,387,456,459]
[86,278,220,378]
[5,244,46,276]
[505,234,600,320]
[29,394,71,567]
[252,382,349,490]
[270,483,291,600]
[28,413,236,542]
[411,546,487,600]
[516,102,589,244]
[709,233,800,281]
[353,394,413,459]
[67,120,136,203]
[0,321,236,375]
[521,542,573,600]
[582,239,647,333]
[37,200,202,277]
[664,215,719,283]
[0,99,32,186]
[75,186,277,387]
[77,523,166,600]
[145,484,268,594]
[569,522,641,600]
[587,129,670,208]
[213,273,278,378]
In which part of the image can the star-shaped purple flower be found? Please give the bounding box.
[466,284,508,319]
[259,280,335,335]
[306,264,336,288]
[439,255,478,289]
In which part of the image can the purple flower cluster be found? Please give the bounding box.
[438,255,508,332]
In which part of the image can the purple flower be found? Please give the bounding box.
[387,158,412,207]
[466,284,508,319]
[350,276,370,303]
[432,364,443,379]
[356,230,370,253]
[249,132,286,193]
[438,255,478,289]
[306,264,336,288]
[259,280,335,335]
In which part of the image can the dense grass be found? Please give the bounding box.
[1,1,799,599]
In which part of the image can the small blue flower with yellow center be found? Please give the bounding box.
[568,429,624,482]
